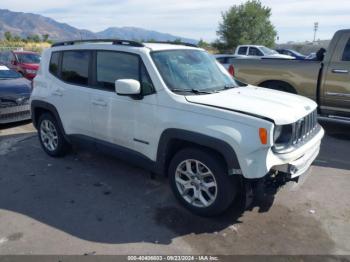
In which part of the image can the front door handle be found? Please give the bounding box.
[332,69,349,74]
[92,99,107,107]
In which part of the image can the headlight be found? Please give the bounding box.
[25,69,37,74]
[273,124,293,152]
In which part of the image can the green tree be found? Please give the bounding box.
[198,39,210,49]
[42,34,49,42]
[4,31,12,41]
[217,0,277,51]
[173,38,183,44]
[27,34,41,43]
[13,36,22,42]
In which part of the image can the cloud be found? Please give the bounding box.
[1,0,350,42]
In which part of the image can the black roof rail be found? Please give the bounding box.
[52,39,145,48]
[145,41,198,47]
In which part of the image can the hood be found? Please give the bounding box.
[0,78,32,96]
[185,86,317,125]
[20,63,39,70]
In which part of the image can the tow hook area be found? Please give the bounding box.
[244,170,298,211]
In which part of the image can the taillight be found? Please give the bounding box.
[228,64,235,77]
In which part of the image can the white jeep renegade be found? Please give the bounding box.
[30,39,324,216]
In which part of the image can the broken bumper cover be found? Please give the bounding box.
[271,140,320,179]
[0,104,31,124]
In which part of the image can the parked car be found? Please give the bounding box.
[225,29,350,123]
[0,50,40,80]
[234,45,294,59]
[31,39,324,216]
[305,52,316,60]
[0,65,32,124]
[276,49,306,60]
[214,54,237,76]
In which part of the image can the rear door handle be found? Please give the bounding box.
[52,90,63,96]
[92,99,107,107]
[332,69,349,74]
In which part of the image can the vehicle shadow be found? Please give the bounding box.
[0,134,272,245]
[0,120,32,130]
[315,121,350,170]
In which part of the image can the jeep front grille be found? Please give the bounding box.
[291,110,319,146]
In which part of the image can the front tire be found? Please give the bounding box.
[169,148,238,216]
[38,113,70,157]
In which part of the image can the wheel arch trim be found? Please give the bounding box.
[156,128,241,175]
[31,100,69,141]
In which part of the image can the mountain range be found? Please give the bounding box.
[0,9,197,44]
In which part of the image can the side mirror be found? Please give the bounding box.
[115,79,141,96]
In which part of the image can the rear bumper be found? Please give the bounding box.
[0,104,31,124]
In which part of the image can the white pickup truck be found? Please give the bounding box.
[235,45,294,59]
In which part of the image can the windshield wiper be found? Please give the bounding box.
[223,84,238,90]
[212,84,237,92]
[171,88,217,94]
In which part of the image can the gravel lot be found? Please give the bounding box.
[0,120,349,255]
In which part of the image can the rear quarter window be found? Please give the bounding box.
[49,52,60,77]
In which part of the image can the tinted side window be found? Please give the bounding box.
[96,51,139,90]
[49,52,60,77]
[238,47,247,55]
[61,51,90,86]
[248,47,263,56]
[342,38,350,61]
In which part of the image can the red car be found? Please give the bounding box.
[0,50,40,80]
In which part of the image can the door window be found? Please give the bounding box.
[342,38,350,61]
[61,50,90,86]
[96,51,139,90]
[96,51,154,95]
[248,47,263,56]
[237,47,247,55]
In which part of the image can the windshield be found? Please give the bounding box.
[291,50,304,57]
[0,69,22,79]
[151,50,243,93]
[260,47,278,55]
[16,53,41,64]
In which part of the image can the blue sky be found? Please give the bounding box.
[2,0,350,43]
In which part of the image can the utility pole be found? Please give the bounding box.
[313,22,319,42]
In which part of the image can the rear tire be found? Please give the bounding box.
[169,148,239,216]
[37,113,70,157]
